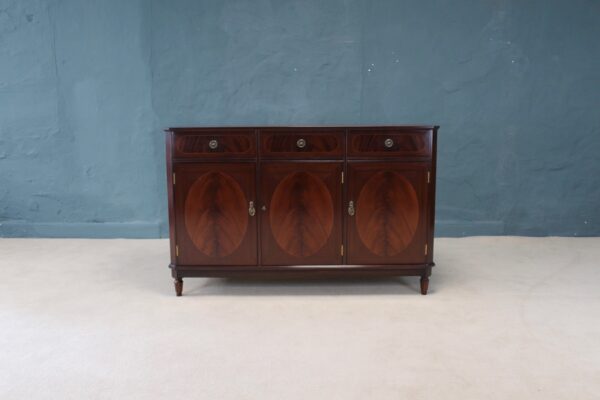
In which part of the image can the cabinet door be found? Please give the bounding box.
[346,162,429,265]
[174,163,257,266]
[260,162,343,265]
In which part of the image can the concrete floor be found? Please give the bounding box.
[0,237,599,399]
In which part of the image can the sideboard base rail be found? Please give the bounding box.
[169,264,433,296]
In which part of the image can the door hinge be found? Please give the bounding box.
[427,171,430,184]
[341,171,344,184]
[340,244,344,256]
[175,245,179,257]
[173,173,176,185]
[424,243,428,256]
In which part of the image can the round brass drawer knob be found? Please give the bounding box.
[296,138,306,149]
[208,139,218,150]
[384,138,394,148]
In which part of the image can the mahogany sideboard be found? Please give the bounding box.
[165,126,438,296]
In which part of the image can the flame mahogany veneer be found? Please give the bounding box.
[165,126,438,296]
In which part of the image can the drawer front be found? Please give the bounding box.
[173,130,256,158]
[260,130,344,159]
[348,130,432,158]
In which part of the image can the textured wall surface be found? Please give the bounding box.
[1,0,599,237]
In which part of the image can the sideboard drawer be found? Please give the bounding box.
[173,130,256,158]
[260,130,344,159]
[348,129,432,158]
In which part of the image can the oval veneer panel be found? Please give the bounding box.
[184,172,248,257]
[269,172,334,257]
[356,171,419,256]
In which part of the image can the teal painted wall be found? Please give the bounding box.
[1,0,599,237]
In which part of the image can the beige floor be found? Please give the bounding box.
[0,237,599,399]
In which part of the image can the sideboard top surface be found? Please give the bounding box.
[166,125,439,133]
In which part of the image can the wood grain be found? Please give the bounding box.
[184,171,249,257]
[259,129,343,159]
[269,171,334,257]
[174,130,256,158]
[346,162,428,265]
[174,162,257,266]
[260,162,342,266]
[348,129,431,158]
[356,171,419,256]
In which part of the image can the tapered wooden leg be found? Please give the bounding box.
[420,276,429,295]
[174,278,183,296]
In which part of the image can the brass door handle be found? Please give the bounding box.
[348,201,355,216]
[248,201,256,216]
